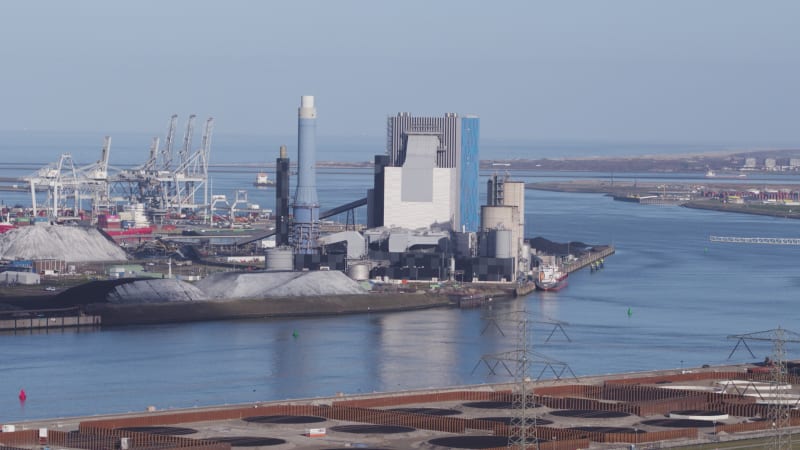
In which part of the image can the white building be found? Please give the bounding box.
[1,271,40,285]
[382,135,457,230]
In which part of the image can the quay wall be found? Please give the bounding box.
[0,314,100,331]
[85,293,453,326]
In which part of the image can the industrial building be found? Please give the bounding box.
[264,104,531,285]
[369,112,480,233]
[2,95,536,290]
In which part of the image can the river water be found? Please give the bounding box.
[2,133,800,423]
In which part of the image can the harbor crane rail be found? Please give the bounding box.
[710,236,800,245]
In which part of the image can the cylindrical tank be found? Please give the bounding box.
[347,263,370,281]
[481,205,514,230]
[492,229,513,258]
[265,247,294,271]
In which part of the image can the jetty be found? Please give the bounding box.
[563,245,615,274]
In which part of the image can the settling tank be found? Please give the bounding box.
[347,262,370,281]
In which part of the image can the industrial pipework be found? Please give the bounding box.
[292,95,320,253]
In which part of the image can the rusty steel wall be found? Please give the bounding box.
[636,396,710,416]
[75,426,229,450]
[597,428,698,444]
[533,394,636,413]
[605,370,800,386]
[332,389,507,407]
[0,429,38,447]
[16,380,796,449]
[535,384,602,398]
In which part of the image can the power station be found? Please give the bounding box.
[267,103,532,285]
[9,95,536,287]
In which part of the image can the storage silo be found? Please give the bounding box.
[491,229,513,258]
[481,205,514,230]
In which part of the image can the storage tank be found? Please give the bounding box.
[347,262,370,281]
[481,205,514,230]
[265,247,294,271]
[491,229,513,258]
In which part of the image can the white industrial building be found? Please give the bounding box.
[382,135,457,230]
[1,271,40,285]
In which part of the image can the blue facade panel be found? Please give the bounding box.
[459,117,480,232]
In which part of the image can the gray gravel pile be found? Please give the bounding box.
[196,270,369,299]
[0,225,128,262]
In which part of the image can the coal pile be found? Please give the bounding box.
[528,237,593,257]
[106,279,208,303]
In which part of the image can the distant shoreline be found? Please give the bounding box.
[526,180,800,220]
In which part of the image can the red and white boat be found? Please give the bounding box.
[535,264,568,291]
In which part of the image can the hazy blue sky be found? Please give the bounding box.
[1,1,798,145]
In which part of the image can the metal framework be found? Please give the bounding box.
[109,115,213,219]
[473,311,576,449]
[24,136,112,222]
[710,236,800,245]
[727,327,800,450]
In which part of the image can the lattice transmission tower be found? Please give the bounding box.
[728,327,800,450]
[473,310,575,449]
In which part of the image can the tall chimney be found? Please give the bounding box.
[275,145,290,246]
[291,95,320,253]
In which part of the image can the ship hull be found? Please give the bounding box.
[535,277,568,291]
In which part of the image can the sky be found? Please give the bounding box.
[1,1,799,146]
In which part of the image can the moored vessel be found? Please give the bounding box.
[535,264,568,291]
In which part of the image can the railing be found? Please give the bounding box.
[710,236,800,245]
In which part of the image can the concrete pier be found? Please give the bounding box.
[563,245,615,274]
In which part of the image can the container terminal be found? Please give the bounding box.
[2,361,800,449]
[0,97,612,324]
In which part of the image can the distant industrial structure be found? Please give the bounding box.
[20,115,215,224]
[368,112,480,232]
[4,97,543,289]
